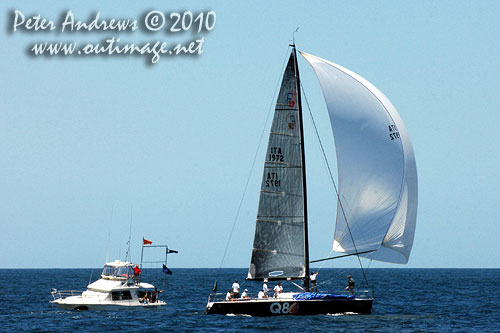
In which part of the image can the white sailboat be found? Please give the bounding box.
[205,43,417,316]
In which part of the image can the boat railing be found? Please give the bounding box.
[207,289,373,303]
[354,288,373,299]
[50,289,83,300]
[207,292,225,303]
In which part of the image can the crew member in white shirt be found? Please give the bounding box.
[273,282,283,298]
[241,288,250,299]
[232,280,240,298]
[263,278,269,297]
[310,271,319,292]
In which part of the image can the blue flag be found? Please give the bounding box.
[163,264,172,275]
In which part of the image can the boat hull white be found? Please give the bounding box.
[51,298,166,311]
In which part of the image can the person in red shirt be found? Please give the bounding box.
[133,265,141,276]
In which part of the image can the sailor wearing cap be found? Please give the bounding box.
[241,288,251,299]
[263,278,269,297]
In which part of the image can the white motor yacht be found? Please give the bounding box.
[51,260,166,310]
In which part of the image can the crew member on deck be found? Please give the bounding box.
[225,290,232,301]
[310,271,318,292]
[273,282,283,298]
[346,275,355,295]
[232,280,240,298]
[258,289,266,299]
[241,289,251,299]
[263,278,269,297]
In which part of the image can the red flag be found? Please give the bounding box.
[143,238,152,245]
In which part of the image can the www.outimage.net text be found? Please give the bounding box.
[10,9,216,64]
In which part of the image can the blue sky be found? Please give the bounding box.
[1,1,499,269]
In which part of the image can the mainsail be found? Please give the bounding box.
[301,52,418,264]
[248,51,307,279]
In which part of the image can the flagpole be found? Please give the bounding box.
[140,237,145,269]
[163,246,169,289]
[165,246,169,267]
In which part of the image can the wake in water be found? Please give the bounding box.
[327,312,359,316]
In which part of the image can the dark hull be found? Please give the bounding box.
[205,298,373,316]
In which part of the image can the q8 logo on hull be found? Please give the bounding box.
[269,302,299,314]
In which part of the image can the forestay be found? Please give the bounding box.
[301,52,417,264]
[248,51,306,279]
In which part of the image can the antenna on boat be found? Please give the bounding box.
[292,27,299,46]
[124,207,133,263]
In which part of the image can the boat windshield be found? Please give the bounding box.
[101,265,133,278]
[116,266,133,277]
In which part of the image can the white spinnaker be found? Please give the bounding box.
[301,52,417,264]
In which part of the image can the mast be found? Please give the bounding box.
[292,44,310,291]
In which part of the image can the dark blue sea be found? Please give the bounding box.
[1,268,499,332]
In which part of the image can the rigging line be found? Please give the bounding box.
[316,248,335,273]
[300,81,370,288]
[217,47,293,273]
[309,248,334,290]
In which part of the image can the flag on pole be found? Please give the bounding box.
[167,249,178,254]
[213,280,218,293]
[163,264,172,275]
[143,238,152,245]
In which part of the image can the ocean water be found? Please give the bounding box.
[1,268,499,332]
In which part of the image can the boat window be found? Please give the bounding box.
[116,266,132,278]
[122,291,132,300]
[111,291,120,301]
[102,265,115,277]
[111,291,132,300]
